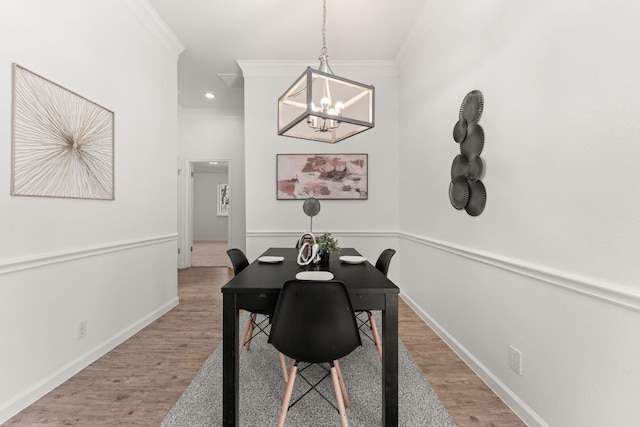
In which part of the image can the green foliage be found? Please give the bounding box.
[316,232,340,254]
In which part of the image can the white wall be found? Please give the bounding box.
[0,0,182,422]
[193,172,229,241]
[178,109,246,257]
[239,60,400,263]
[398,1,640,426]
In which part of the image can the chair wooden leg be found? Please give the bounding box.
[334,360,351,408]
[330,362,349,427]
[278,352,289,383]
[245,313,257,351]
[239,314,253,355]
[368,313,382,360]
[278,363,298,427]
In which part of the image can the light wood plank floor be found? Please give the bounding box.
[192,241,228,267]
[3,266,524,426]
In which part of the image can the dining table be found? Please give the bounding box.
[221,247,400,426]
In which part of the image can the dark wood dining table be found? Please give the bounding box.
[221,247,400,426]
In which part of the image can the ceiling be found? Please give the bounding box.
[193,161,229,174]
[147,0,428,111]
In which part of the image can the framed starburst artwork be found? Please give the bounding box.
[11,64,115,200]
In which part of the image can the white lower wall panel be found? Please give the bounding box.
[0,237,178,423]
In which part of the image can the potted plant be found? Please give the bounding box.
[316,233,340,263]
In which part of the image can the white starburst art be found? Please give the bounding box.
[12,64,114,200]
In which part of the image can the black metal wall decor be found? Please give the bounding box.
[449,90,487,216]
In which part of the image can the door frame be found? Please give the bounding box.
[178,158,232,268]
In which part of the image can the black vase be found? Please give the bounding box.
[319,252,330,264]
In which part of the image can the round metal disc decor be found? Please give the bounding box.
[453,118,468,143]
[468,157,484,181]
[459,90,484,124]
[464,179,487,216]
[460,123,484,159]
[303,197,321,217]
[449,175,470,210]
[450,89,486,216]
[451,154,470,180]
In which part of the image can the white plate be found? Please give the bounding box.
[339,255,367,264]
[295,271,334,281]
[258,256,284,263]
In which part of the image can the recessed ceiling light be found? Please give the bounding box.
[209,161,218,165]
[204,92,216,99]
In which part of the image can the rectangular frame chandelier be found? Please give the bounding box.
[277,0,375,144]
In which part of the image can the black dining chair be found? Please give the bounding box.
[227,248,289,381]
[269,280,362,427]
[227,249,266,354]
[356,248,396,360]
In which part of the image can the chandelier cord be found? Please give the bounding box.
[320,0,334,74]
[321,0,327,55]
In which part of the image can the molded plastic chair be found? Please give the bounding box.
[227,248,289,381]
[227,249,272,355]
[375,248,396,277]
[357,248,396,360]
[269,280,362,427]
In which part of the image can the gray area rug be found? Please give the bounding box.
[162,314,455,426]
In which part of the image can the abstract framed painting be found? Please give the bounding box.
[11,64,115,200]
[217,183,229,216]
[276,153,368,200]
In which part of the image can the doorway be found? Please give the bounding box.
[191,161,230,267]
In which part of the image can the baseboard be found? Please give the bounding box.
[0,296,179,424]
[400,291,548,427]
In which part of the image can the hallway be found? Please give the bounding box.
[191,241,228,267]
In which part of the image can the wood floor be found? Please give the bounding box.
[192,241,228,267]
[3,266,525,427]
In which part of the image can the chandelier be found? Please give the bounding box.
[277,0,375,143]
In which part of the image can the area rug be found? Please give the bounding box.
[161,316,455,426]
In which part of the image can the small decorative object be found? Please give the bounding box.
[217,183,229,216]
[303,197,321,231]
[296,232,319,266]
[449,90,486,216]
[11,64,114,200]
[277,153,368,200]
[277,0,374,143]
[316,232,340,264]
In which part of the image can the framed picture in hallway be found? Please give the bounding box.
[11,63,114,200]
[276,153,368,200]
[217,183,229,216]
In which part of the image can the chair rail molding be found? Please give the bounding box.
[400,232,640,313]
[246,230,398,239]
[247,230,639,311]
[0,234,178,276]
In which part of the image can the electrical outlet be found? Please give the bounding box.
[509,345,522,375]
[78,320,87,340]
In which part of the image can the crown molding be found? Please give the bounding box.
[123,0,185,60]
